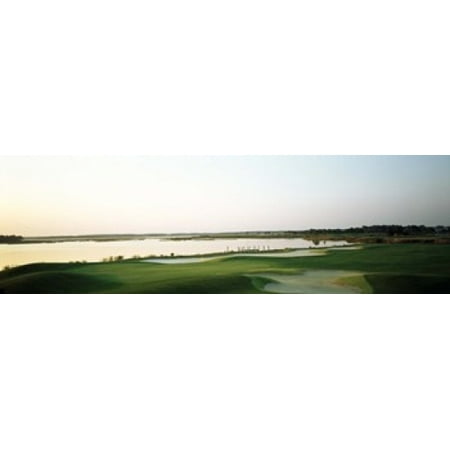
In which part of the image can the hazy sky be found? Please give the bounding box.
[1,156,449,236]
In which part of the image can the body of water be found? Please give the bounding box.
[0,238,348,268]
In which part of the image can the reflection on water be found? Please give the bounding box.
[0,238,348,268]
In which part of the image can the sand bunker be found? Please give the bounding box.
[250,270,364,294]
[142,248,328,264]
[327,246,363,251]
[142,256,216,264]
[142,246,362,265]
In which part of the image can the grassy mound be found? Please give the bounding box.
[0,270,121,294]
[365,274,450,294]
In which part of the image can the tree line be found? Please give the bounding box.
[304,225,449,236]
[0,235,24,243]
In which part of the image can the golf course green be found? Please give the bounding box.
[1,244,449,294]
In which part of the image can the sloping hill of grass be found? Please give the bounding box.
[0,271,121,294]
[365,274,450,294]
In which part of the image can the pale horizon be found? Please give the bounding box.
[2,155,449,237]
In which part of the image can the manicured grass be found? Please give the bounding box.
[1,244,449,294]
[365,274,450,294]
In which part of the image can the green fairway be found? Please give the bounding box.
[1,244,450,294]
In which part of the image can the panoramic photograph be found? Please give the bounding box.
[1,155,449,294]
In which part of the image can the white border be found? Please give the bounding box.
[1,294,450,450]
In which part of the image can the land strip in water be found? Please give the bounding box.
[2,225,450,245]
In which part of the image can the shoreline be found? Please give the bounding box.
[2,234,450,246]
[1,244,356,270]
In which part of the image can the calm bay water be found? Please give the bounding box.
[0,238,348,268]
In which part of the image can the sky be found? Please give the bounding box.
[1,155,449,236]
